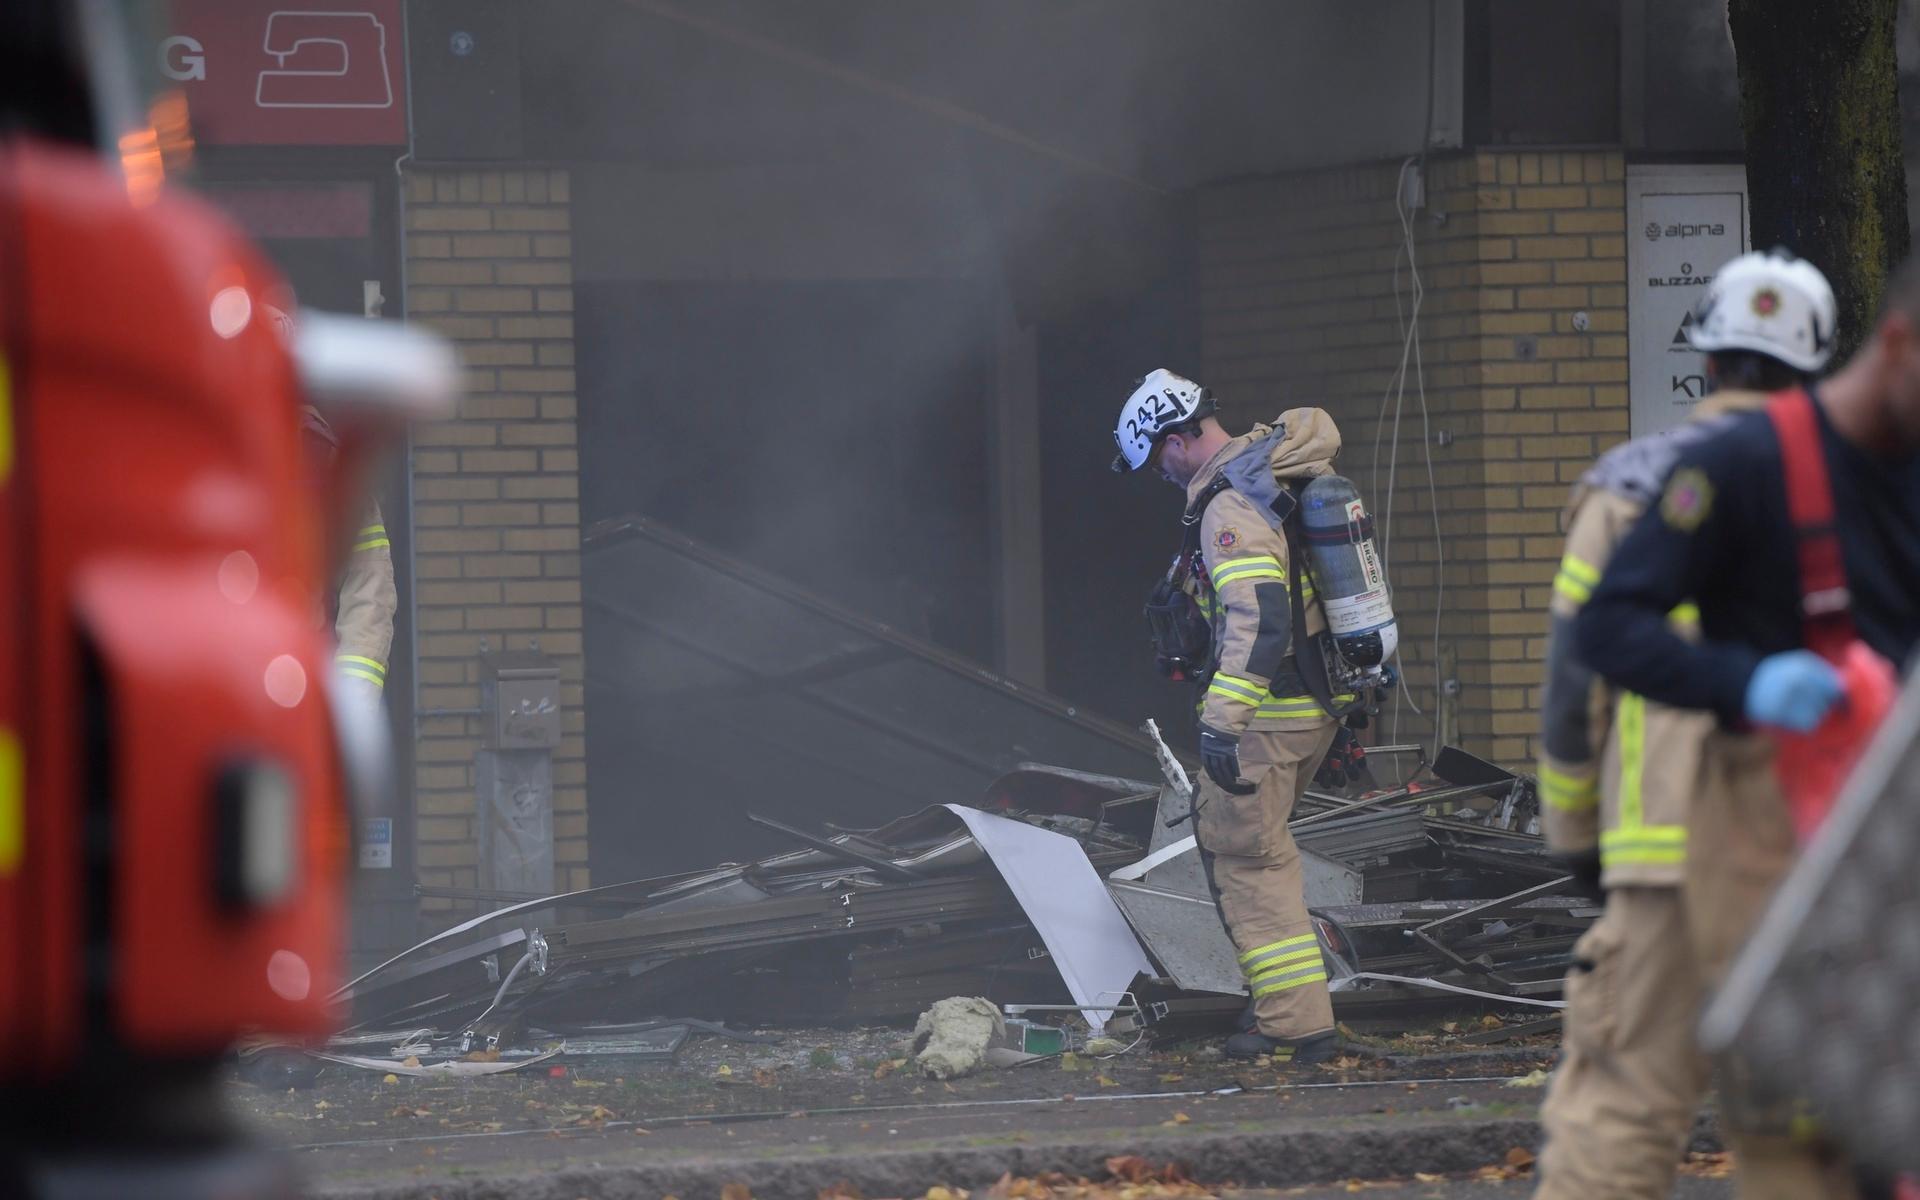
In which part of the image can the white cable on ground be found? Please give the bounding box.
[1330,972,1566,1010]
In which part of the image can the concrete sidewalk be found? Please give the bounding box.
[299,1076,1581,1199]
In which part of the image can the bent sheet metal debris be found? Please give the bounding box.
[317,748,1590,1065]
[941,804,1152,1033]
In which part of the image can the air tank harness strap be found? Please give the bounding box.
[1767,388,1856,661]
[1182,475,1236,536]
[1168,474,1236,619]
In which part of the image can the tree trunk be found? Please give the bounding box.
[1728,0,1909,362]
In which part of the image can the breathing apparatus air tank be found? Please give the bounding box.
[1300,474,1398,680]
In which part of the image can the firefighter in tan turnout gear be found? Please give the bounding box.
[1533,251,1838,1199]
[1114,370,1356,1063]
[272,302,400,711]
[302,404,399,711]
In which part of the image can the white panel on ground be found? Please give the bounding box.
[1626,164,1750,439]
[943,805,1153,1033]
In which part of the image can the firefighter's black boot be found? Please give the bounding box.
[1224,1028,1340,1064]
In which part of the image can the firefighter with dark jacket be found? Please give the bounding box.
[1113,370,1360,1063]
[1570,256,1920,1199]
[1532,251,1836,1200]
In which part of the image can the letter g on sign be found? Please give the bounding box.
[160,35,207,82]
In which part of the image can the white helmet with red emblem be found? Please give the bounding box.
[1687,248,1836,373]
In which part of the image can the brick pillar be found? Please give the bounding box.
[401,167,589,908]
[1463,151,1628,765]
[1198,150,1628,770]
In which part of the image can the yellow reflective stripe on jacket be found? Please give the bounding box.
[1602,826,1685,849]
[1255,695,1326,720]
[337,653,388,689]
[1603,848,1686,867]
[1208,673,1265,705]
[354,522,392,552]
[1553,553,1600,605]
[1669,602,1700,625]
[1602,825,1687,867]
[1538,763,1599,812]
[1214,566,1285,588]
[1209,680,1342,724]
[1239,932,1317,968]
[1210,555,1285,588]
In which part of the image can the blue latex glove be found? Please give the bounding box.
[1744,650,1844,732]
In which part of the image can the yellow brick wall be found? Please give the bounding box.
[1199,151,1627,769]
[401,167,589,905]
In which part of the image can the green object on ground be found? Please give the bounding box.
[1006,1019,1066,1056]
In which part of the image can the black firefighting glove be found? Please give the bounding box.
[1557,849,1604,898]
[1314,725,1368,791]
[1198,722,1258,795]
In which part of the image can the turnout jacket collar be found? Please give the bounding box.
[1184,408,1343,510]
[1565,388,1771,517]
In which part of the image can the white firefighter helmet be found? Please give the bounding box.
[1111,369,1216,472]
[1687,249,1836,373]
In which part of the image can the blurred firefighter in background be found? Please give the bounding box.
[1533,250,1836,1199]
[273,305,399,716]
[305,405,397,708]
[1113,370,1350,1063]
[1573,252,1920,1198]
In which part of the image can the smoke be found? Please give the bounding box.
[538,2,1446,869]
[552,1,1170,655]
[552,0,1435,659]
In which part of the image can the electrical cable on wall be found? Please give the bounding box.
[1404,161,1447,757]
[1369,3,1448,761]
[1370,155,1445,758]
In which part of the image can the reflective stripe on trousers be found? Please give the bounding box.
[1240,933,1327,997]
[1602,691,1686,869]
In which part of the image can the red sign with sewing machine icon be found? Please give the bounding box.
[160,2,409,146]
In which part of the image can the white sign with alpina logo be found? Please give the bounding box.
[1627,165,1750,438]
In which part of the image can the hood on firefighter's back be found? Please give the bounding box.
[1558,386,1769,519]
[1185,406,1342,505]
